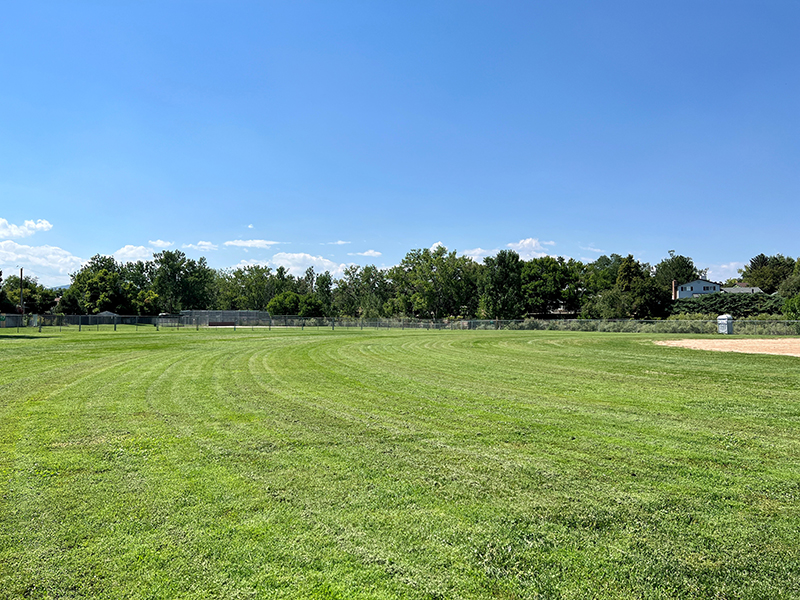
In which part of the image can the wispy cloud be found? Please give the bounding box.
[324,240,351,245]
[224,239,281,249]
[579,245,604,254]
[247,224,254,229]
[148,239,174,249]
[183,241,218,251]
[0,240,83,286]
[507,238,554,260]
[0,218,53,239]
[348,249,382,257]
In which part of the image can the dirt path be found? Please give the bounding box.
[654,338,800,357]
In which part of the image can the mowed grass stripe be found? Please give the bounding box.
[1,329,799,598]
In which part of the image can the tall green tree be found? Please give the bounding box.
[616,254,648,292]
[740,254,796,294]
[0,271,13,312]
[119,260,158,314]
[315,271,334,316]
[267,290,301,315]
[152,250,186,313]
[581,255,668,319]
[778,272,800,299]
[480,250,523,319]
[581,254,625,295]
[59,255,134,314]
[152,250,216,312]
[298,294,325,317]
[521,256,582,315]
[181,257,216,310]
[1,274,58,314]
[653,251,704,291]
[388,246,479,318]
[334,265,390,318]
[215,265,276,310]
[297,267,316,296]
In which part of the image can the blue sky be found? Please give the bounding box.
[2,1,799,286]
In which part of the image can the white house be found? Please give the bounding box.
[675,279,721,299]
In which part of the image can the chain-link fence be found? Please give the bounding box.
[2,311,799,335]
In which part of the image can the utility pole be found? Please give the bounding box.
[19,267,24,321]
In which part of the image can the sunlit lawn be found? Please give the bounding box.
[1,328,799,599]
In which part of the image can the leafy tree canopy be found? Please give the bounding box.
[654,251,704,291]
[1,273,58,314]
[267,290,301,316]
[521,256,582,315]
[783,294,800,322]
[740,254,796,294]
[581,254,624,295]
[480,250,523,319]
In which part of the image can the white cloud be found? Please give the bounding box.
[183,241,218,251]
[506,238,554,260]
[706,262,744,283]
[224,239,281,249]
[0,240,83,286]
[429,241,445,252]
[348,249,382,257]
[233,259,269,269]
[148,239,173,249]
[325,240,350,245]
[269,252,347,277]
[114,245,154,262]
[0,218,53,239]
[247,224,254,229]
[461,247,497,261]
[580,245,604,254]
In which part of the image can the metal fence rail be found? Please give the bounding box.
[2,313,799,335]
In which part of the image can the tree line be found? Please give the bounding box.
[2,247,800,320]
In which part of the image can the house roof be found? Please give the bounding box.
[677,279,721,287]
[721,286,764,294]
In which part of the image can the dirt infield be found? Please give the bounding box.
[655,338,800,357]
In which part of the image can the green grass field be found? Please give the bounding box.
[1,328,799,599]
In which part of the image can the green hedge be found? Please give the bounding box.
[668,293,783,318]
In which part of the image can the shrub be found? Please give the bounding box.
[669,293,784,318]
[784,295,800,320]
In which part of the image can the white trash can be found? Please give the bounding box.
[717,314,733,335]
